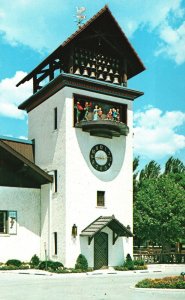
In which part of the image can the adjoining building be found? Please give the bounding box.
[0,6,145,268]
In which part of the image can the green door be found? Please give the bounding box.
[94,232,108,269]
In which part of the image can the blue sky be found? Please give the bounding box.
[0,0,184,169]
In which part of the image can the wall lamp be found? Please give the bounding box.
[127,225,131,231]
[126,225,131,238]
[72,224,77,238]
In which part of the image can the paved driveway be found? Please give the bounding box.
[0,268,184,300]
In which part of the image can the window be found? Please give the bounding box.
[97,191,105,207]
[0,211,7,233]
[54,170,57,192]
[54,232,57,255]
[54,107,57,130]
[0,211,17,234]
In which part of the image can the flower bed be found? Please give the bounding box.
[136,276,185,289]
[115,265,147,271]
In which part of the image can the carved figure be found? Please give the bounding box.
[116,108,120,122]
[76,101,84,123]
[84,101,91,120]
[106,108,113,120]
[98,107,103,119]
[93,105,99,121]
[112,108,118,121]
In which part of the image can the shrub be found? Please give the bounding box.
[30,255,40,268]
[38,260,63,271]
[134,265,148,270]
[20,263,30,269]
[126,253,132,261]
[75,254,88,271]
[133,259,145,266]
[115,256,147,271]
[6,259,22,267]
[123,254,134,270]
[0,265,19,270]
[114,266,128,271]
[115,265,147,271]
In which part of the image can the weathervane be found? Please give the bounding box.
[75,7,86,28]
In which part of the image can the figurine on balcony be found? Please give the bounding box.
[76,101,84,123]
[106,108,113,120]
[112,108,118,121]
[84,101,91,120]
[98,107,103,119]
[93,105,99,120]
[116,108,120,122]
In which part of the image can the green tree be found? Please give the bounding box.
[164,157,185,174]
[139,160,160,183]
[134,175,185,250]
[164,157,185,189]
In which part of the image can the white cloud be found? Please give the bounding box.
[117,0,183,36]
[0,0,184,65]
[114,0,185,64]
[134,107,185,159]
[0,71,32,119]
[155,21,185,64]
[0,0,71,53]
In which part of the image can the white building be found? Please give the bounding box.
[0,6,145,269]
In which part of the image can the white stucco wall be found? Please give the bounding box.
[28,89,67,266]
[28,86,133,268]
[64,88,133,267]
[0,187,41,262]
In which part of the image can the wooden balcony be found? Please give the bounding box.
[75,120,129,138]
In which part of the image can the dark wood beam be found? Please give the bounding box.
[88,236,94,245]
[49,62,54,81]
[113,231,119,245]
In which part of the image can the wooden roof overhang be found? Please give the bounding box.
[81,215,133,245]
[0,136,34,162]
[16,5,145,91]
[18,72,144,112]
[0,140,53,188]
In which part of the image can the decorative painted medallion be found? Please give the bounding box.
[89,144,113,172]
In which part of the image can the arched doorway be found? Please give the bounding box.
[94,232,108,269]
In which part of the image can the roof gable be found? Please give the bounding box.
[81,215,133,245]
[17,6,145,92]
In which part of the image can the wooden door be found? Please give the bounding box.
[94,232,108,269]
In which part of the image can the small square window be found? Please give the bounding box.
[97,191,105,207]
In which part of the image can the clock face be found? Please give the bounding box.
[89,144,113,172]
